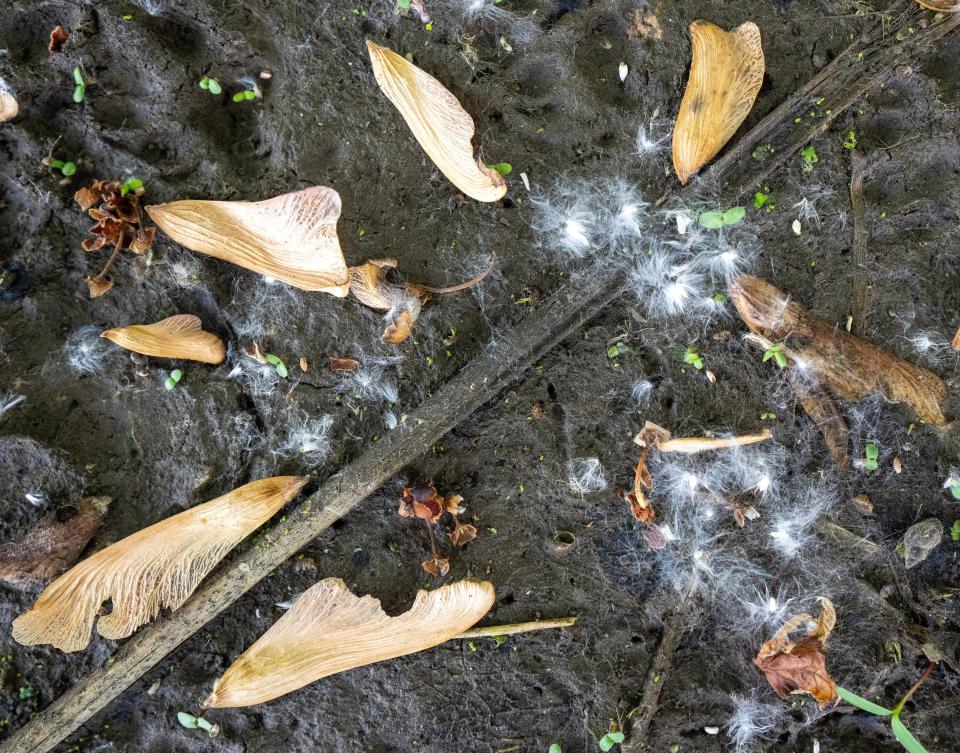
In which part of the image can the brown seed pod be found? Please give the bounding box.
[101,314,226,364]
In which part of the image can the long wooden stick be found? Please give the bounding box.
[4,9,957,753]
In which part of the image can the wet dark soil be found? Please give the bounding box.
[2,1,960,752]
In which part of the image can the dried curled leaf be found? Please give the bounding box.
[916,0,959,10]
[367,41,506,203]
[0,90,19,122]
[672,20,764,184]
[101,314,226,364]
[731,275,947,425]
[146,187,350,295]
[754,597,837,706]
[789,372,849,468]
[399,483,446,523]
[203,578,495,707]
[0,497,110,588]
[12,476,307,652]
[48,25,69,52]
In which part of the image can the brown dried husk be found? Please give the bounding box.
[730,275,947,425]
[203,577,495,708]
[146,186,350,295]
[0,90,18,122]
[788,371,849,468]
[12,476,307,652]
[101,314,226,364]
[916,0,959,11]
[367,41,506,203]
[672,20,764,184]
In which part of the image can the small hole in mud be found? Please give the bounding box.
[630,635,642,643]
[501,592,515,605]
[331,519,347,530]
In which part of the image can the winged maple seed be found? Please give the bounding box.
[754,597,838,706]
[12,476,307,652]
[399,482,477,576]
[100,314,226,365]
[146,186,350,295]
[203,578,495,708]
[672,20,764,184]
[0,497,110,588]
[730,275,948,425]
[366,41,506,203]
[348,255,495,344]
[788,371,849,468]
[74,180,156,297]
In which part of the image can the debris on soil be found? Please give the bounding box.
[399,482,476,575]
[12,477,306,652]
[0,496,110,588]
[329,357,360,372]
[48,25,69,53]
[74,179,156,297]
[367,41,506,203]
[731,275,948,425]
[903,518,944,569]
[0,259,29,301]
[202,578,495,708]
[146,186,350,295]
[754,597,838,706]
[0,88,18,122]
[100,314,226,365]
[788,371,849,468]
[672,21,764,183]
[626,3,664,40]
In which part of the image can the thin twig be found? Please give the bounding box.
[457,616,577,639]
[849,149,869,337]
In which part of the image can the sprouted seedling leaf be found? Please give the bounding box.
[942,471,960,500]
[43,156,77,177]
[198,76,222,95]
[607,342,629,359]
[683,345,703,370]
[598,731,625,752]
[232,87,258,103]
[164,368,183,390]
[950,520,960,542]
[698,206,745,229]
[121,178,143,197]
[801,145,818,172]
[843,130,857,149]
[264,354,288,378]
[486,162,512,176]
[72,67,86,103]
[177,711,219,736]
[762,343,787,368]
[863,442,879,472]
[549,745,562,753]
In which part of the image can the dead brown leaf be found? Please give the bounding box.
[672,21,764,184]
[448,522,478,546]
[754,597,838,706]
[48,25,69,52]
[203,578,495,707]
[101,314,226,364]
[788,371,849,468]
[0,497,110,588]
[329,357,360,373]
[731,275,948,425]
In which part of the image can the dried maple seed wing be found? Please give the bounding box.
[203,578,495,708]
[101,314,226,364]
[672,21,765,184]
[146,187,350,295]
[348,261,411,310]
[788,372,849,468]
[0,90,18,123]
[12,476,307,653]
[730,275,948,425]
[367,41,507,203]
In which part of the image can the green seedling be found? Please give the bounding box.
[598,731,625,752]
[43,156,77,177]
[607,341,629,359]
[164,369,183,390]
[198,76,222,95]
[863,442,879,472]
[712,292,728,303]
[942,472,960,500]
[232,86,258,102]
[698,206,745,229]
[72,67,86,103]
[549,745,562,753]
[754,191,770,209]
[843,130,857,149]
[396,0,412,8]
[683,345,703,370]
[800,145,818,172]
[486,162,512,176]
[762,343,788,368]
[751,143,772,160]
[836,662,936,753]
[177,711,219,737]
[265,353,288,378]
[951,520,960,542]
[121,178,143,196]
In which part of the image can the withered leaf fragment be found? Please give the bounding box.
[916,0,959,10]
[101,314,226,364]
[952,325,960,351]
[203,578,495,707]
[731,275,948,425]
[400,483,446,523]
[367,41,506,203]
[146,187,350,295]
[48,25,69,52]
[448,521,478,546]
[329,357,360,373]
[422,553,451,577]
[0,90,18,122]
[0,497,110,588]
[672,21,764,184]
[788,372,849,468]
[754,597,838,706]
[12,476,307,652]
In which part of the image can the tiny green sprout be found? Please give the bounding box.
[486,162,512,176]
[121,178,143,196]
[18,686,33,701]
[232,86,258,102]
[863,442,879,472]
[607,341,629,359]
[762,343,787,368]
[712,292,728,303]
[177,711,219,737]
[44,156,77,177]
[549,745,562,753]
[395,0,412,8]
[942,471,960,500]
[754,191,770,209]
[698,206,745,229]
[72,67,86,103]
[123,13,133,20]
[751,143,772,160]
[951,520,960,542]
[837,663,936,753]
[598,731,625,752]
[800,145,819,172]
[199,76,222,95]
[264,353,288,378]
[164,369,183,390]
[843,130,857,150]
[683,345,703,370]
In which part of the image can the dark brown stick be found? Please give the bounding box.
[849,149,869,337]
[4,9,957,753]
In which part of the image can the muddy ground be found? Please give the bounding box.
[2,0,960,751]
